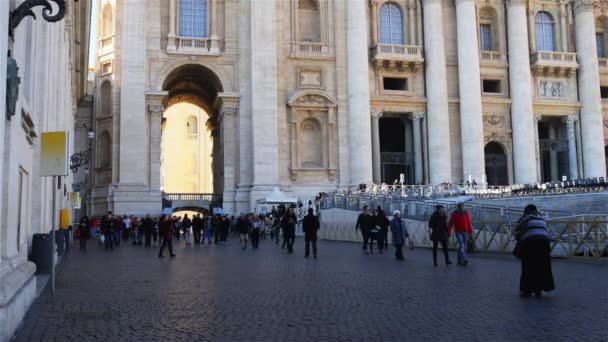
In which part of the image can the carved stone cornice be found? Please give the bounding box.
[505,0,527,9]
[573,0,594,14]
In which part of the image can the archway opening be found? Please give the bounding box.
[160,64,223,196]
[484,142,508,185]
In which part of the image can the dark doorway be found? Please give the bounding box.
[484,142,508,185]
[379,117,408,184]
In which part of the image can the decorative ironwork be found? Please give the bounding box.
[9,0,67,40]
[69,150,89,174]
[6,52,20,120]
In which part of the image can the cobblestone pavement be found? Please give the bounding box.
[12,237,608,342]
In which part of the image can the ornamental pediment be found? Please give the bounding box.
[287,91,337,108]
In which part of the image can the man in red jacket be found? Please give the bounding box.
[448,203,474,265]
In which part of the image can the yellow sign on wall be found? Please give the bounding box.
[40,132,69,176]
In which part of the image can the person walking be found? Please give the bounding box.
[428,205,451,266]
[514,205,555,298]
[142,214,153,247]
[192,214,201,244]
[122,215,131,242]
[77,215,91,251]
[101,212,115,250]
[355,206,374,254]
[251,215,263,249]
[221,215,230,242]
[237,214,251,250]
[182,214,193,246]
[158,216,176,258]
[202,216,213,245]
[448,203,474,265]
[376,206,390,251]
[283,210,297,254]
[302,208,320,258]
[389,210,409,260]
[132,217,142,245]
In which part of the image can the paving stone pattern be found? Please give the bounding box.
[12,238,608,342]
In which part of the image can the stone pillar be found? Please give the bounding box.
[371,111,382,184]
[147,101,165,192]
[548,122,559,182]
[534,115,542,182]
[347,0,373,186]
[408,2,416,45]
[219,95,239,215]
[249,0,279,206]
[507,0,537,184]
[563,115,579,180]
[422,0,452,184]
[411,112,424,185]
[167,0,177,50]
[371,0,379,44]
[574,0,607,178]
[455,0,485,183]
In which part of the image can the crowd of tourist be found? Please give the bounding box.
[76,199,554,298]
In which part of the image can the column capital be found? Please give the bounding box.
[573,0,595,15]
[562,114,578,124]
[455,0,475,4]
[533,114,542,122]
[148,104,164,115]
[410,112,425,120]
[505,0,527,9]
[371,111,383,119]
[220,107,238,120]
[422,0,444,6]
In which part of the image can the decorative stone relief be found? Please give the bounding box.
[483,113,510,130]
[538,81,565,99]
[297,67,323,89]
[293,94,333,106]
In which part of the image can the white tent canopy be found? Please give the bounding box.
[257,187,298,204]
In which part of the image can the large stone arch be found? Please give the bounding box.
[152,60,232,94]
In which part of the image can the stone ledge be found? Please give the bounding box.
[0,261,35,308]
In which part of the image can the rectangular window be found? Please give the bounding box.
[480,24,492,51]
[597,33,606,58]
[482,79,502,94]
[179,0,208,38]
[600,86,608,99]
[383,77,408,91]
[100,62,112,75]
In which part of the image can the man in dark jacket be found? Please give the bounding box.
[158,215,176,258]
[192,214,202,244]
[101,213,115,250]
[142,215,154,247]
[355,206,374,254]
[302,208,320,258]
[283,209,297,254]
[376,206,390,252]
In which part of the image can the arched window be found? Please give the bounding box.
[535,12,555,52]
[102,4,113,37]
[187,115,198,138]
[97,131,112,169]
[379,3,404,45]
[479,6,498,51]
[179,0,208,38]
[298,0,321,42]
[300,118,323,168]
[100,81,112,117]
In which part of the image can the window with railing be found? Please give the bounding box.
[379,3,404,45]
[535,12,555,52]
[179,0,207,38]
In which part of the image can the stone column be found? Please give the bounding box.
[371,111,382,184]
[408,1,416,45]
[371,0,379,44]
[249,0,279,205]
[221,105,238,215]
[563,115,579,180]
[548,122,559,182]
[148,102,164,192]
[507,0,537,184]
[455,0,485,183]
[534,115,542,182]
[347,0,373,186]
[422,0,452,184]
[411,112,424,185]
[574,0,607,178]
[167,0,177,50]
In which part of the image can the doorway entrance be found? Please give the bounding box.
[484,142,508,185]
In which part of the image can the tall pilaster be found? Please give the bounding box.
[455,0,485,183]
[422,0,452,184]
[167,0,176,51]
[219,94,239,215]
[563,115,579,180]
[534,115,542,182]
[506,0,537,184]
[346,0,373,186]
[548,122,559,182]
[147,98,165,193]
[249,0,279,205]
[371,112,382,184]
[411,112,424,185]
[574,0,607,178]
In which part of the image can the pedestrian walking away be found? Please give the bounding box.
[448,203,474,266]
[514,204,555,298]
[389,210,409,260]
[428,205,451,266]
[376,206,390,251]
[77,215,91,251]
[158,215,176,258]
[237,214,251,250]
[283,209,297,254]
[182,214,193,245]
[302,208,320,258]
[355,206,374,254]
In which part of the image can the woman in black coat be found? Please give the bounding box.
[78,215,91,251]
[428,205,451,266]
[514,205,555,298]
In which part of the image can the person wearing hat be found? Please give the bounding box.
[428,205,451,266]
[389,210,409,260]
[302,208,320,258]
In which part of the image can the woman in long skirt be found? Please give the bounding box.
[514,205,555,298]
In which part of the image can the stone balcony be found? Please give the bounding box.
[98,35,114,54]
[530,51,578,77]
[167,35,221,56]
[479,50,508,67]
[290,42,331,59]
[370,44,424,71]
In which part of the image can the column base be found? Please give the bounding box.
[0,261,36,342]
[235,185,252,215]
[111,184,162,216]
